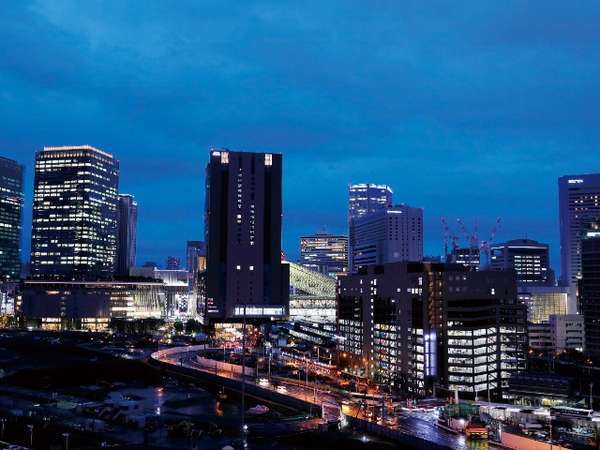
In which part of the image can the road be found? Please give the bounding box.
[153,347,475,449]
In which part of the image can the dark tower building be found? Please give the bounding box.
[490,239,553,286]
[186,240,206,288]
[204,149,289,321]
[0,156,24,281]
[166,256,180,270]
[580,223,600,356]
[116,194,138,276]
[31,146,119,280]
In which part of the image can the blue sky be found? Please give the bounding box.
[1,1,599,271]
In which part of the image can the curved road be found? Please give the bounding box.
[153,347,472,449]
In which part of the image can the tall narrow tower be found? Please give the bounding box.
[204,149,288,321]
[0,156,24,281]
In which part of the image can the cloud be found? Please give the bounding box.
[0,0,598,267]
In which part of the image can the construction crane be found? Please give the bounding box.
[443,217,502,269]
[441,217,460,260]
[479,217,502,268]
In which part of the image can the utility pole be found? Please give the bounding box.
[241,305,247,445]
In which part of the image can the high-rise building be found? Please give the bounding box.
[299,231,347,278]
[490,239,553,286]
[186,240,206,287]
[116,194,138,276]
[0,156,24,281]
[337,262,526,399]
[348,183,392,271]
[559,174,600,287]
[30,146,119,280]
[348,183,393,221]
[449,246,480,271]
[204,149,289,321]
[350,204,423,272]
[579,224,600,355]
[166,256,181,270]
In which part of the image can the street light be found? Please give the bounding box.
[26,424,33,447]
[62,432,70,450]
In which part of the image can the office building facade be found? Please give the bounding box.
[116,194,138,276]
[0,156,24,281]
[550,314,585,353]
[20,279,164,330]
[348,183,393,271]
[579,226,600,355]
[204,149,289,321]
[299,231,348,278]
[30,146,119,280]
[351,204,423,272]
[449,246,480,271]
[490,239,552,286]
[559,174,600,287]
[337,262,526,399]
[186,240,206,288]
[348,183,393,221]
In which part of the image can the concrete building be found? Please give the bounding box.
[528,315,585,353]
[30,146,119,280]
[336,262,527,399]
[116,194,138,276]
[299,231,347,278]
[579,225,600,356]
[559,174,600,287]
[0,156,24,281]
[449,246,480,271]
[528,323,553,352]
[20,279,164,330]
[490,239,553,286]
[550,314,585,353]
[204,149,289,321]
[350,204,423,272]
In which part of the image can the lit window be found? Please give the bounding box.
[249,266,254,271]
[265,154,272,166]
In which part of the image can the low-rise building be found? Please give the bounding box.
[550,314,585,353]
[20,279,164,330]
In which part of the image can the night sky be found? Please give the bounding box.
[1,1,599,270]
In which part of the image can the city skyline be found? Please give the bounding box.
[1,2,599,270]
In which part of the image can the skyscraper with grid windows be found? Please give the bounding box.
[30,146,119,280]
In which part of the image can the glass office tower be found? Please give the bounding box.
[31,146,119,280]
[0,156,24,280]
